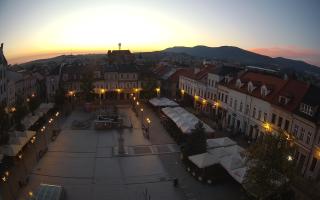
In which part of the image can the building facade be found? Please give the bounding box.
[0,43,7,105]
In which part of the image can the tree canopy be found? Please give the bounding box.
[244,133,296,199]
[80,73,95,102]
[185,121,207,156]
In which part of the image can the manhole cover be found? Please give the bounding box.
[133,146,152,154]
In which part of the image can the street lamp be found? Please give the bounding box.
[156,87,160,97]
[146,117,151,139]
[140,108,144,127]
[181,89,185,100]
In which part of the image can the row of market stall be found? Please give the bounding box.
[148,98,247,185]
[0,103,55,160]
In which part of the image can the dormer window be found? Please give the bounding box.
[236,79,243,88]
[261,85,269,97]
[279,96,290,105]
[247,81,255,93]
[300,103,314,116]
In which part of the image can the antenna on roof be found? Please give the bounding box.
[118,43,121,51]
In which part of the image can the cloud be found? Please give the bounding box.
[249,47,320,67]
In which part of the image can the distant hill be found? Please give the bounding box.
[164,45,320,75]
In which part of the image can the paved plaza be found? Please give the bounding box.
[17,104,248,200]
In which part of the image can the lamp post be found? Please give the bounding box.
[140,108,144,128]
[146,117,151,139]
[181,89,185,100]
[156,87,160,98]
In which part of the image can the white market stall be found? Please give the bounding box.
[149,97,179,107]
[161,107,214,135]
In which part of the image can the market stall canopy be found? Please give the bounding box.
[161,107,214,134]
[207,137,236,149]
[220,153,246,171]
[188,152,220,169]
[149,97,178,107]
[229,167,248,184]
[22,103,55,129]
[2,144,22,156]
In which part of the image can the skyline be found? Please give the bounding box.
[1,0,320,66]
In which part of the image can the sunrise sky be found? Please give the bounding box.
[1,0,319,66]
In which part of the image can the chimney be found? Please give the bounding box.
[0,43,3,52]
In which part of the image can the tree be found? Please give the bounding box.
[244,133,296,199]
[0,104,10,145]
[80,73,95,102]
[28,95,40,115]
[184,121,207,156]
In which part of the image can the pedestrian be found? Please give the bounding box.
[173,178,179,187]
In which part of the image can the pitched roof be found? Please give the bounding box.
[225,72,287,102]
[271,79,309,112]
[294,85,320,123]
[169,68,194,82]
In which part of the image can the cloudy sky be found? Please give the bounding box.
[1,0,319,66]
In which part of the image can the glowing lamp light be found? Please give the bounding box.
[116,88,121,93]
[194,95,199,100]
[55,112,60,117]
[11,107,16,112]
[287,155,293,161]
[181,89,185,94]
[5,171,9,177]
[2,176,6,182]
[18,154,22,159]
[100,88,106,94]
[202,99,207,104]
[146,117,151,124]
[263,122,271,132]
[134,88,139,93]
[26,98,30,102]
[136,101,140,106]
[140,108,144,112]
[133,97,136,101]
[28,191,34,197]
[31,93,35,98]
[155,88,160,92]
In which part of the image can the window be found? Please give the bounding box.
[271,113,276,124]
[245,104,249,115]
[225,95,228,103]
[277,117,283,128]
[284,120,290,131]
[309,157,317,172]
[293,125,299,136]
[306,132,312,145]
[229,97,233,107]
[264,113,267,122]
[239,102,243,112]
[258,110,261,120]
[234,100,237,110]
[252,107,256,118]
[299,128,305,140]
[221,93,224,101]
[300,103,314,116]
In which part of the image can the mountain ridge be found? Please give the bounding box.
[163,45,320,74]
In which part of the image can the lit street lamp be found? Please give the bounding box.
[140,108,144,127]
